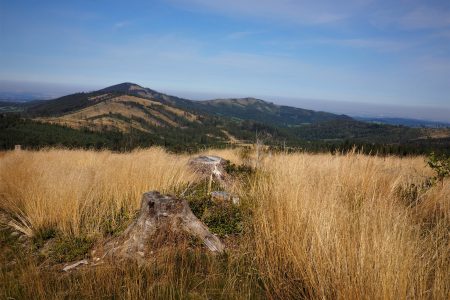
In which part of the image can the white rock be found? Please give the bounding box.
[63,259,89,272]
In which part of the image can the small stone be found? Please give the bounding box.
[211,191,240,205]
[10,231,19,237]
[63,259,89,272]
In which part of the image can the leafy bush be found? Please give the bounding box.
[51,236,94,263]
[202,204,243,237]
[427,152,450,182]
[224,160,254,178]
[396,179,433,205]
[102,207,135,237]
[33,227,58,248]
[31,228,94,263]
[182,179,244,238]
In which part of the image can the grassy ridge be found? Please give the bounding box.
[0,148,449,299]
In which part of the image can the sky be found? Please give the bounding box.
[0,0,449,121]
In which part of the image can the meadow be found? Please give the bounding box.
[0,148,448,299]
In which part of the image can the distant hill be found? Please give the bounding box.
[1,82,449,154]
[97,83,353,126]
[196,97,351,126]
[21,82,353,131]
[355,117,450,128]
[0,92,48,102]
[0,101,24,113]
[99,82,194,108]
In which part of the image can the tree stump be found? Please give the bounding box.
[189,155,230,185]
[95,191,224,262]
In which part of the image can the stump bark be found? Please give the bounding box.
[96,191,224,262]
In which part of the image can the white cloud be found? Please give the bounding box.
[113,21,130,29]
[225,31,261,40]
[312,38,415,52]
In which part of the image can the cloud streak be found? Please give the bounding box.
[170,0,367,25]
[113,21,130,29]
[398,6,450,30]
[172,0,450,32]
[225,31,261,40]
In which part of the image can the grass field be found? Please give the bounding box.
[0,148,448,299]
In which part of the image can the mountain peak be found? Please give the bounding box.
[204,97,271,106]
[99,82,146,93]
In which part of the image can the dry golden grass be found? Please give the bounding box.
[0,148,197,237]
[37,95,198,132]
[0,148,449,299]
[251,152,449,299]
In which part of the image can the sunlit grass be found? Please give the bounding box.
[0,148,448,299]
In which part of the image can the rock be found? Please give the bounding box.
[63,259,89,272]
[0,212,8,225]
[39,239,56,257]
[96,191,225,262]
[210,191,240,205]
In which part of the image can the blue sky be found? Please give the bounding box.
[1,0,449,121]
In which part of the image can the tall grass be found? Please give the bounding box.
[251,152,449,299]
[0,148,448,299]
[0,148,197,237]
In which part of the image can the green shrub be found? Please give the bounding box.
[51,236,94,263]
[224,160,254,178]
[427,152,450,182]
[181,178,245,238]
[32,226,58,249]
[202,204,243,237]
[102,207,135,237]
[396,179,433,205]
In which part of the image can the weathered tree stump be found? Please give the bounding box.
[189,155,230,186]
[95,191,224,262]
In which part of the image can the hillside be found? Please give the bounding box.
[1,82,449,154]
[22,83,351,126]
[98,82,193,107]
[35,94,198,133]
[196,97,351,125]
[96,83,353,125]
